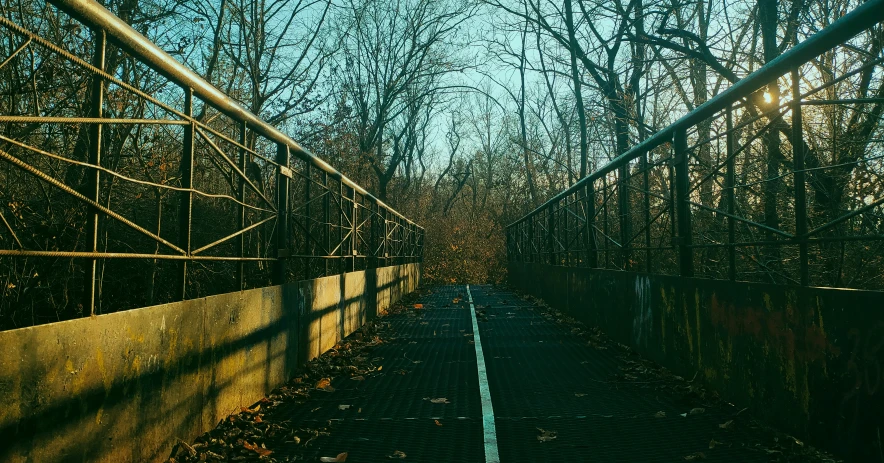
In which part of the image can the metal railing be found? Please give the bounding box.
[0,0,422,328]
[507,0,884,290]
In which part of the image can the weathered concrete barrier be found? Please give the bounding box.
[509,262,883,461]
[0,263,420,463]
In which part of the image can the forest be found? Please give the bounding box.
[1,0,883,329]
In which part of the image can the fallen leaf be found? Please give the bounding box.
[339,405,351,410]
[574,393,587,397]
[351,375,365,381]
[414,304,424,309]
[254,415,263,423]
[388,450,407,459]
[377,366,383,371]
[536,427,557,443]
[315,378,332,389]
[425,397,450,404]
[654,411,666,418]
[434,419,443,426]
[689,407,705,415]
[719,420,734,430]
[684,452,706,460]
[243,441,273,457]
[320,452,348,462]
[709,439,723,449]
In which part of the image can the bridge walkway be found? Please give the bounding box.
[179,285,825,462]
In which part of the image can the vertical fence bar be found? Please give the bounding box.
[84,29,105,315]
[602,176,609,267]
[418,227,424,263]
[177,87,194,300]
[546,206,553,265]
[726,107,737,281]
[351,188,358,272]
[304,163,312,279]
[382,208,389,267]
[674,129,694,277]
[585,182,597,268]
[793,68,809,286]
[397,216,403,265]
[370,202,378,269]
[642,151,652,272]
[669,160,676,262]
[563,200,570,266]
[338,181,345,275]
[274,143,290,285]
[619,164,631,270]
[323,171,330,276]
[237,120,247,290]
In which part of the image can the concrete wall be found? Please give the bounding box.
[0,263,420,463]
[509,263,884,461]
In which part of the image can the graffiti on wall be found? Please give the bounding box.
[633,276,652,347]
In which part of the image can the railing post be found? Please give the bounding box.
[726,107,737,281]
[274,143,290,285]
[674,129,694,277]
[237,120,247,290]
[792,68,809,286]
[84,29,105,315]
[177,87,194,300]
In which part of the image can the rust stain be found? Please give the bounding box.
[709,294,839,362]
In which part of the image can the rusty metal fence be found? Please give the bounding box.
[507,0,884,291]
[0,0,422,328]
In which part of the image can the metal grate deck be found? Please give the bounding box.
[262,285,826,462]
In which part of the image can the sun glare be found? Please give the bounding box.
[763,92,773,104]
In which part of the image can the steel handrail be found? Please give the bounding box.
[508,0,884,229]
[50,0,422,230]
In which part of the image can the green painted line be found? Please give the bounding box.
[467,285,500,463]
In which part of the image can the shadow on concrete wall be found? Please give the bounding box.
[0,263,420,463]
